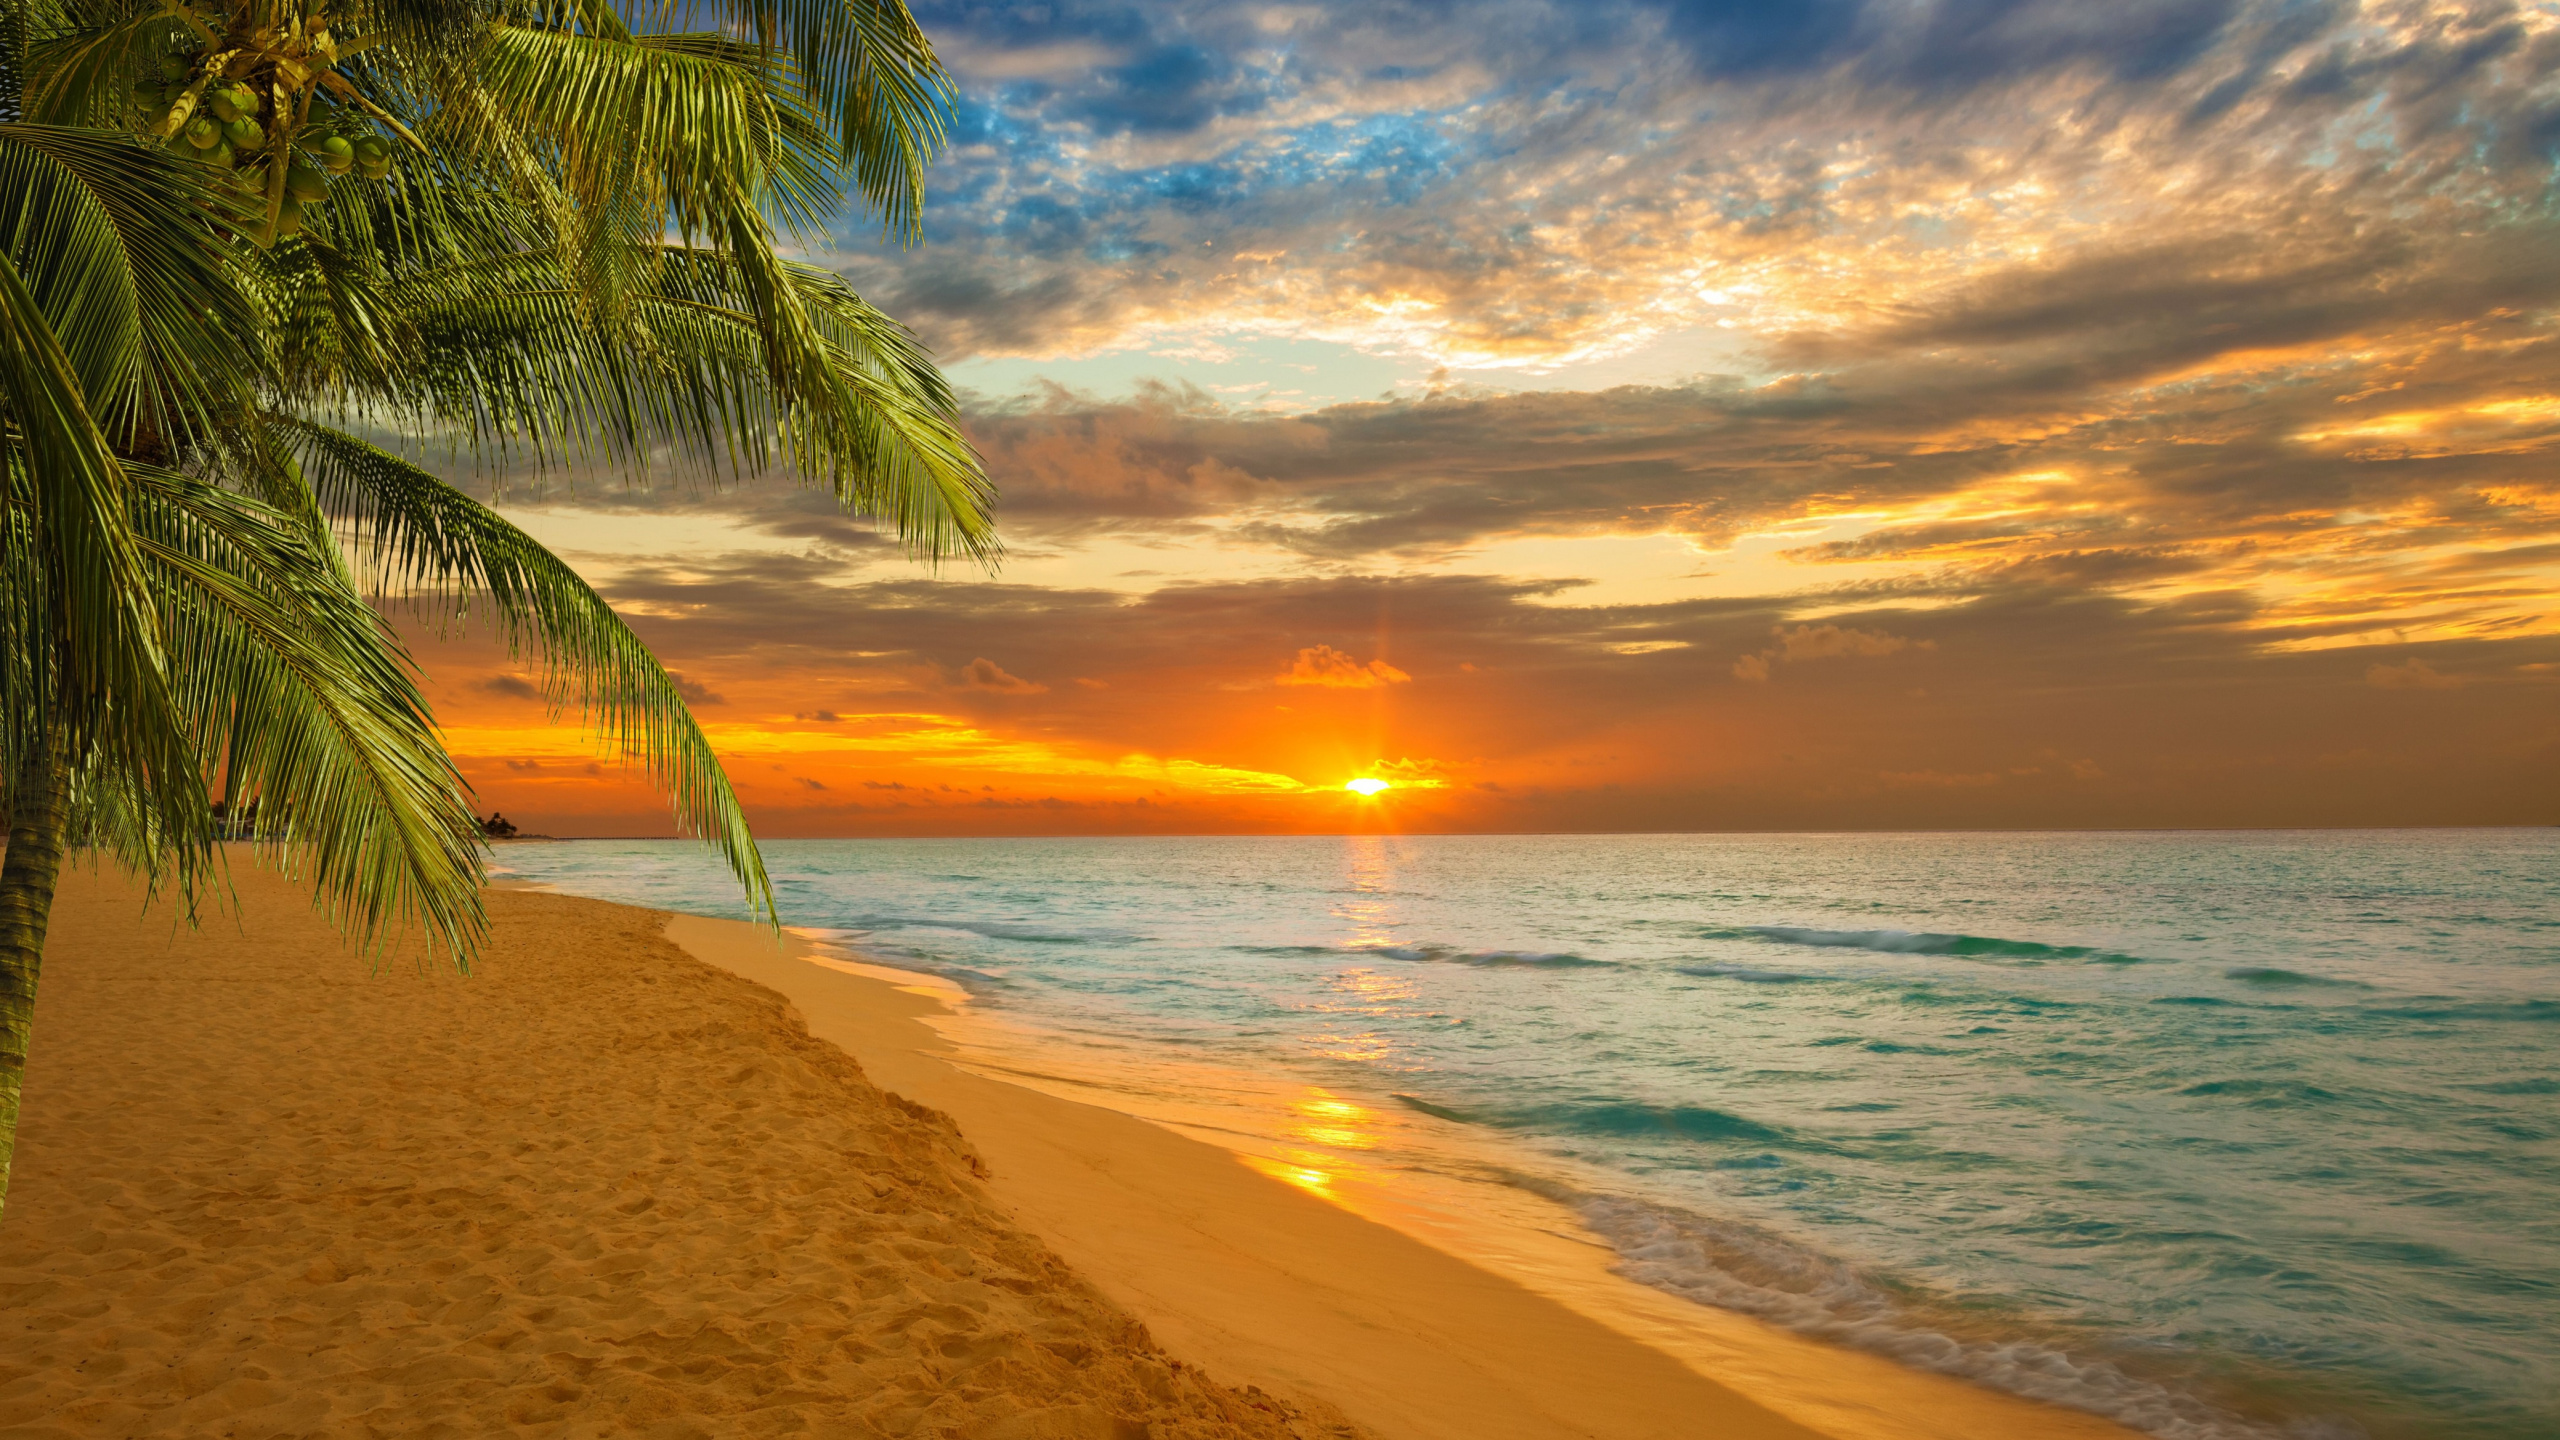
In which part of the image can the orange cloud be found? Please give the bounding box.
[1781,624,1929,660]
[2366,659,2465,690]
[958,657,1048,693]
[1371,757,1456,790]
[1737,624,1932,681]
[1278,645,1412,689]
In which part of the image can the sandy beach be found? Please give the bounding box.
[1,866,2144,1439]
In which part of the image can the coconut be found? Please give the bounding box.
[318,136,355,173]
[285,161,329,202]
[184,115,221,149]
[158,56,190,83]
[351,136,392,178]
[275,202,305,239]
[204,140,235,169]
[224,117,266,151]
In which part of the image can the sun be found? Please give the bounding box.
[1344,777,1391,796]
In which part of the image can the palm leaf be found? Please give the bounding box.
[278,416,776,920]
[0,245,203,865]
[0,122,259,456]
[122,459,487,962]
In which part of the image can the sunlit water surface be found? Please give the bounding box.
[493,831,2559,1440]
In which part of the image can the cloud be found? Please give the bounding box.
[845,0,2552,378]
[959,657,1051,693]
[1778,624,1929,661]
[1879,769,2005,789]
[1373,756,1456,789]
[477,674,541,700]
[1277,644,1414,689]
[670,672,726,705]
[2366,658,2466,690]
[1734,624,1932,680]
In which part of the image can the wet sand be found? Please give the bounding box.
[0,866,2143,1439]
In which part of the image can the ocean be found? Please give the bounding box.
[491,830,2559,1440]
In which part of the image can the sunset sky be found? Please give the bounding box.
[431,0,2560,836]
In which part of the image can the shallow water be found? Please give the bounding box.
[494,830,2560,1439]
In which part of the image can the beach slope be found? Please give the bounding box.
[0,869,1358,1438]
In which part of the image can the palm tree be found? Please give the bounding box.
[0,0,994,1217]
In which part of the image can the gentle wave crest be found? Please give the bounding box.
[2224,967,2369,989]
[1565,1190,2324,1440]
[1734,925,2134,962]
[1393,1092,1794,1144]
[835,913,1150,946]
[1242,942,1610,968]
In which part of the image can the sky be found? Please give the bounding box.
[428,0,2560,837]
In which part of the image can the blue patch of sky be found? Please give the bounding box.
[880,96,1482,256]
[910,0,1154,50]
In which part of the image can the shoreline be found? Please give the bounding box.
[2,865,2148,1438]
[664,909,2149,1440]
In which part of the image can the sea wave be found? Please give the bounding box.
[2358,998,2560,1025]
[831,914,1150,946]
[1676,964,1808,983]
[1369,943,1608,968]
[1732,925,2137,963]
[2224,967,2369,989]
[1243,942,1610,968]
[1561,1190,2312,1440]
[1392,1093,1794,1144]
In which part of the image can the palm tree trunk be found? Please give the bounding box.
[0,730,70,1223]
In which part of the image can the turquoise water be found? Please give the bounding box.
[494,831,2560,1439]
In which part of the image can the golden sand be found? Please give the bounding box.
[0,866,2143,1439]
[0,869,1356,1438]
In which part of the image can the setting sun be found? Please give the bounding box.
[1344,778,1391,796]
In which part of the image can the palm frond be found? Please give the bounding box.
[278,416,776,920]
[651,0,951,239]
[0,245,204,866]
[20,5,186,128]
[123,459,487,963]
[0,122,259,456]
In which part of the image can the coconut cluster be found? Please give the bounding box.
[143,53,395,240]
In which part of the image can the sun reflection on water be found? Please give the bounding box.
[1247,1156,1341,1196]
[1291,1088,1380,1150]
